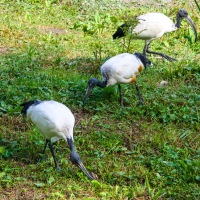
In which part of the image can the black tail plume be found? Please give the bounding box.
[20,100,41,115]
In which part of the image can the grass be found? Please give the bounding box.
[0,0,199,199]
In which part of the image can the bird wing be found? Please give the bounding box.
[101,53,143,85]
[134,12,176,40]
[27,101,75,140]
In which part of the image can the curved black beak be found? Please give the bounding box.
[68,138,95,180]
[83,86,93,106]
[185,15,197,42]
[77,161,94,180]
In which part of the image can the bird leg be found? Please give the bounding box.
[42,139,49,154]
[135,83,143,105]
[37,139,49,162]
[143,42,149,56]
[147,49,177,62]
[118,84,124,107]
[47,139,61,170]
[143,41,176,62]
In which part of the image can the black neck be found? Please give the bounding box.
[93,78,107,88]
[135,53,147,69]
[175,13,182,28]
[67,137,75,151]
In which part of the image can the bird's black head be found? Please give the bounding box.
[83,78,99,105]
[70,150,82,165]
[83,78,96,106]
[176,8,197,41]
[112,23,129,39]
[178,8,188,18]
[67,137,94,180]
[135,52,152,68]
[178,8,191,18]
[83,78,107,107]
[69,150,94,180]
[88,78,99,89]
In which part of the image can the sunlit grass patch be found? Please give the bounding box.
[0,0,199,199]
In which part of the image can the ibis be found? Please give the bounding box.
[20,100,94,180]
[113,8,197,61]
[83,52,151,107]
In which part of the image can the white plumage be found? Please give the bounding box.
[134,13,177,40]
[101,53,146,86]
[27,101,75,141]
[20,100,94,180]
[84,52,151,106]
[113,8,197,61]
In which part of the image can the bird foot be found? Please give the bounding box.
[137,101,144,106]
[56,166,61,171]
[138,97,144,106]
[162,54,177,62]
[37,156,45,163]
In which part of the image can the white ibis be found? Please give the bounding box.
[113,8,197,61]
[83,52,151,107]
[20,100,94,180]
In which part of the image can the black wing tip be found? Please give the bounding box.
[112,23,128,39]
[20,100,41,115]
[20,100,40,107]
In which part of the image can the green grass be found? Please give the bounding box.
[0,0,199,199]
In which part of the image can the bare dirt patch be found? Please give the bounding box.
[39,26,67,36]
[0,185,49,200]
[123,0,173,6]
[0,47,10,54]
[0,115,28,133]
